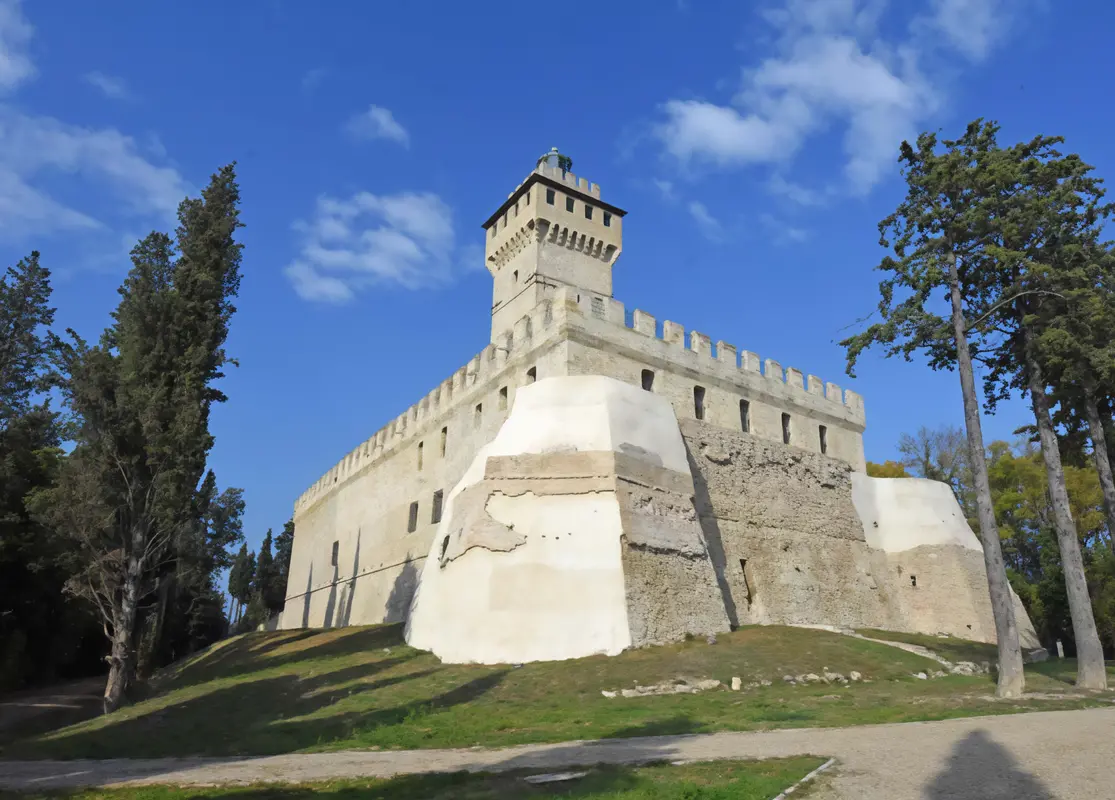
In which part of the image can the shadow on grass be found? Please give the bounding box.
[11,657,506,760]
[164,626,407,690]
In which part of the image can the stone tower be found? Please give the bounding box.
[482,148,626,343]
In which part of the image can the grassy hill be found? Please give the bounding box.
[4,624,1112,760]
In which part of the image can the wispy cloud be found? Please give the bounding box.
[687,200,724,242]
[344,104,409,147]
[768,174,828,207]
[285,190,462,302]
[0,107,192,241]
[760,213,809,244]
[0,0,34,93]
[653,178,676,202]
[83,71,130,100]
[654,0,1015,195]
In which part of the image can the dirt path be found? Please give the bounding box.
[2,707,1111,798]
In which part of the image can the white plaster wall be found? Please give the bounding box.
[851,474,982,553]
[406,376,691,664]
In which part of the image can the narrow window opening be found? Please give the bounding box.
[566,196,574,213]
[739,558,752,605]
[693,386,706,420]
[491,226,497,239]
[641,369,655,391]
[417,441,424,470]
[474,403,483,428]
[439,536,450,560]
[910,574,917,588]
[499,386,508,410]
[526,366,537,383]
[525,192,530,206]
[513,202,519,217]
[739,400,750,433]
[603,211,612,227]
[431,490,444,524]
[512,270,518,283]
[440,426,447,457]
[331,541,339,567]
[407,502,419,533]
[585,204,593,220]
[782,413,791,445]
[819,425,828,454]
[546,188,555,205]
[502,213,507,229]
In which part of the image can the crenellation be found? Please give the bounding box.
[786,368,804,391]
[513,314,531,345]
[741,350,761,372]
[764,359,784,383]
[716,341,737,366]
[807,375,824,396]
[845,389,865,417]
[689,331,712,358]
[633,309,655,336]
[663,320,684,346]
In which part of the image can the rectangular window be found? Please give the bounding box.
[440,426,447,456]
[431,490,444,524]
[513,202,519,217]
[474,403,482,428]
[641,369,655,391]
[526,366,537,383]
[546,188,555,205]
[525,192,531,206]
[499,386,508,410]
[819,425,828,454]
[491,226,497,238]
[585,204,593,220]
[740,400,750,433]
[417,441,424,470]
[566,196,574,213]
[331,540,339,567]
[512,270,518,282]
[407,501,419,533]
[693,386,706,420]
[782,413,791,445]
[603,211,612,227]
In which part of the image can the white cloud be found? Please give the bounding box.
[767,174,827,207]
[83,71,130,100]
[761,213,810,244]
[0,107,192,241]
[0,0,34,93]
[653,178,676,201]
[285,190,460,301]
[301,67,328,93]
[344,105,409,147]
[687,200,724,241]
[655,0,1007,194]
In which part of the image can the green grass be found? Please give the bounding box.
[855,629,1002,666]
[4,624,1113,761]
[0,758,827,800]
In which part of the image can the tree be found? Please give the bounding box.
[897,425,975,518]
[255,529,283,614]
[0,253,102,690]
[866,460,910,478]
[274,518,295,610]
[974,134,1110,689]
[842,121,1027,697]
[35,165,243,712]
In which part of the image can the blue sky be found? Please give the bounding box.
[3,0,1114,562]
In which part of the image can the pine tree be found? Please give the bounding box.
[255,529,282,614]
[273,518,295,610]
[842,121,1027,697]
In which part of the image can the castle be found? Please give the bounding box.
[280,149,1039,662]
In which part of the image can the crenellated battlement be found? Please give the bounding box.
[555,289,866,426]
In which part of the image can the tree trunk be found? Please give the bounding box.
[1082,381,1115,551]
[103,563,140,713]
[947,252,1025,697]
[1024,340,1108,690]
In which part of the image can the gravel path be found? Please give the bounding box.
[2,707,1112,798]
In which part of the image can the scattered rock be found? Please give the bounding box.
[608,678,722,698]
[849,671,863,682]
[914,672,928,680]
[930,670,947,679]
[601,690,617,698]
[803,673,823,683]
[760,679,772,687]
[782,675,797,684]
[706,634,718,645]
[823,671,846,683]
[731,676,742,691]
